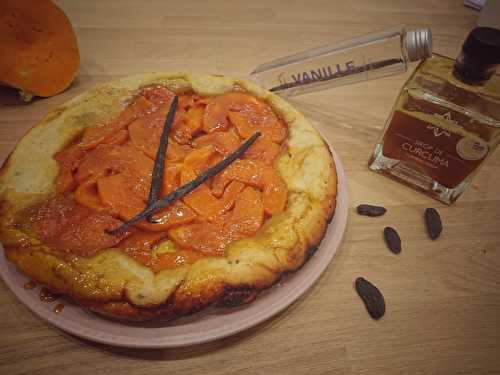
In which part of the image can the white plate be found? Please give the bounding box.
[0,146,348,348]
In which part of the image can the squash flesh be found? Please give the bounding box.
[0,0,80,98]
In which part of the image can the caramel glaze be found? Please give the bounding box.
[53,304,65,314]
[23,281,36,290]
[39,287,60,303]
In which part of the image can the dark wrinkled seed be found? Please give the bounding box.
[384,226,401,254]
[356,204,387,217]
[425,208,442,240]
[355,277,385,320]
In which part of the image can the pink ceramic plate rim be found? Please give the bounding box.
[0,144,348,349]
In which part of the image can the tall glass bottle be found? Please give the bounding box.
[369,27,500,204]
[250,25,432,96]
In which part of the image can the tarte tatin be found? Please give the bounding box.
[0,73,337,321]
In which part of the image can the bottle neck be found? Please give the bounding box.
[453,51,497,85]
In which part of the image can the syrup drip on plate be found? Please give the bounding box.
[23,281,36,290]
[23,282,66,314]
[40,289,66,314]
[39,287,60,303]
[53,304,65,314]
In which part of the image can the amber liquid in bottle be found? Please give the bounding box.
[369,53,500,204]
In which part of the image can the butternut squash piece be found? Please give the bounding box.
[0,0,80,99]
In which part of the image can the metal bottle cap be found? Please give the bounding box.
[404,28,433,62]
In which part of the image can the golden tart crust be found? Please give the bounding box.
[0,73,337,321]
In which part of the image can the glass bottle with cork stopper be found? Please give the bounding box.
[369,27,500,204]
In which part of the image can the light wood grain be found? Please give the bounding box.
[1,1,499,374]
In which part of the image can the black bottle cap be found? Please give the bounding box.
[454,27,500,83]
[462,27,500,65]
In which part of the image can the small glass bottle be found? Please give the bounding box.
[369,27,500,204]
[250,25,432,96]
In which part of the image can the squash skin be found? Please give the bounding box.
[0,0,80,98]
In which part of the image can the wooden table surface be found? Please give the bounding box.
[1,1,499,374]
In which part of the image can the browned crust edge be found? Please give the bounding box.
[81,192,336,321]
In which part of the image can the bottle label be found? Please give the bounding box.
[382,111,489,188]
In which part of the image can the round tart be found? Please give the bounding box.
[0,73,337,321]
